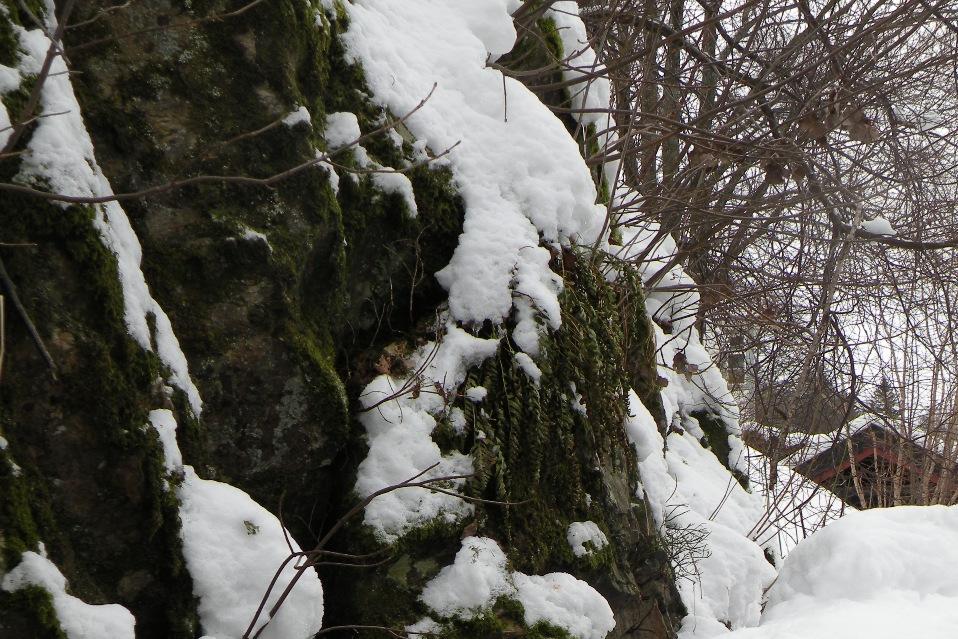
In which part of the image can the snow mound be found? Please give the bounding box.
[419,536,615,639]
[149,410,323,639]
[624,391,776,636]
[1,551,136,639]
[726,506,958,639]
[178,468,324,639]
[283,105,312,128]
[769,505,958,604]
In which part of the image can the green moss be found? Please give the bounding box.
[286,324,349,427]
[0,75,37,146]
[538,17,564,64]
[456,250,659,580]
[572,537,615,571]
[496,15,571,120]
[0,445,45,569]
[421,596,576,639]
[528,621,577,639]
[0,7,19,68]
[0,191,198,636]
[0,586,67,639]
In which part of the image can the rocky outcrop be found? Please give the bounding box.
[0,2,682,637]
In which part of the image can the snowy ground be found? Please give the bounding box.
[727,506,958,639]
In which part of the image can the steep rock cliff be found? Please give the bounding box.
[0,2,757,638]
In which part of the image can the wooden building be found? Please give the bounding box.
[793,424,952,509]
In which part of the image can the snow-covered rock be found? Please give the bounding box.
[2,552,136,639]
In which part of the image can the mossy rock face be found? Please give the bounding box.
[320,21,684,638]
[3,2,681,637]
[323,252,683,639]
[465,251,683,638]
[0,199,198,637]
[60,0,463,534]
[2,0,457,633]
[0,586,67,639]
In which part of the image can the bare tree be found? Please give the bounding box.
[545,0,958,514]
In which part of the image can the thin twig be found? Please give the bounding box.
[2,0,77,157]
[0,84,443,205]
[0,254,57,380]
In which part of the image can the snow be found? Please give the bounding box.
[663,432,774,634]
[0,63,19,94]
[566,521,609,557]
[623,391,673,526]
[419,536,615,639]
[514,351,542,384]
[861,215,897,236]
[354,321,499,541]
[371,170,418,216]
[178,467,323,639]
[282,105,312,128]
[324,111,364,152]
[148,409,182,473]
[725,506,958,639]
[513,572,615,639]
[386,126,404,149]
[323,111,418,215]
[343,0,607,337]
[465,386,488,402]
[2,551,136,639]
[9,17,202,415]
[315,149,340,194]
[419,536,514,616]
[0,84,13,149]
[149,410,324,639]
[449,406,468,434]
[406,617,442,637]
[569,382,588,415]
[623,390,776,635]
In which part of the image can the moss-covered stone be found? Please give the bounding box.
[2,2,685,637]
[0,586,67,639]
[54,0,465,548]
[0,191,197,636]
[0,9,19,68]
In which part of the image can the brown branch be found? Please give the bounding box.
[0,84,442,205]
[0,254,56,380]
[1,0,77,157]
[244,461,525,639]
